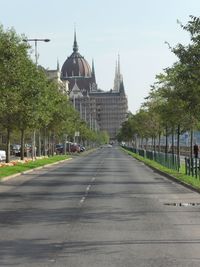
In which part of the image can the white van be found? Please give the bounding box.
[0,150,6,161]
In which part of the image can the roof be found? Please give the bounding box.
[61,31,92,79]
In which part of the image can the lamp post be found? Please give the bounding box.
[23,38,50,66]
[23,38,50,159]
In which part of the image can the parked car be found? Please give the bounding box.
[107,144,113,148]
[70,143,80,153]
[55,144,64,154]
[65,142,80,153]
[11,144,32,157]
[11,144,21,156]
[79,145,85,152]
[0,150,6,162]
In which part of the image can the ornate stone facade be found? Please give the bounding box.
[60,32,128,139]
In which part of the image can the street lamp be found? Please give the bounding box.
[23,38,50,159]
[23,38,50,66]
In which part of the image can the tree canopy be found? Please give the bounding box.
[0,25,108,162]
[118,15,200,156]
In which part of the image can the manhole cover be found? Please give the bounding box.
[164,202,200,207]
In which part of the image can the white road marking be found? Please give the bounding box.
[79,178,96,204]
[86,185,91,191]
[80,197,86,203]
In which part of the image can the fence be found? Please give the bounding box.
[185,157,200,178]
[125,146,180,171]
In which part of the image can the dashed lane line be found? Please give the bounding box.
[79,177,96,205]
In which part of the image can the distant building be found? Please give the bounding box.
[46,61,69,94]
[60,31,128,139]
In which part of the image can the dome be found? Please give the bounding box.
[61,32,92,79]
[61,52,91,78]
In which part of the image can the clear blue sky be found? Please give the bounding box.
[0,0,199,113]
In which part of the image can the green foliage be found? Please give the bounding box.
[0,24,107,161]
[122,148,200,189]
[120,16,200,144]
[0,155,71,179]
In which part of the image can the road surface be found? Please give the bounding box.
[0,146,200,266]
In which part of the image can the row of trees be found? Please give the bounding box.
[118,16,200,158]
[0,25,109,162]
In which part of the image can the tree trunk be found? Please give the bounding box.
[44,128,47,157]
[52,133,55,156]
[171,127,175,167]
[165,125,168,154]
[158,131,161,152]
[38,130,41,157]
[6,128,11,163]
[172,127,174,155]
[63,134,68,155]
[177,124,180,171]
[32,130,36,160]
[153,136,156,152]
[190,128,193,159]
[48,132,51,157]
[145,138,148,150]
[141,137,143,148]
[20,129,25,160]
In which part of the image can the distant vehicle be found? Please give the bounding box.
[70,143,80,153]
[100,144,112,148]
[11,144,21,156]
[11,144,31,157]
[79,145,85,152]
[55,144,64,154]
[55,143,82,154]
[121,142,125,147]
[106,144,112,148]
[0,150,6,161]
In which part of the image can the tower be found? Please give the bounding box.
[60,31,97,94]
[60,31,128,139]
[113,54,123,92]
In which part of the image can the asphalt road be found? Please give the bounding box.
[1,146,200,266]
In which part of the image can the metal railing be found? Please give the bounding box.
[185,157,200,178]
[124,146,180,171]
[124,146,200,179]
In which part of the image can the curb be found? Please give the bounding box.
[1,158,72,182]
[146,163,200,194]
[123,148,200,194]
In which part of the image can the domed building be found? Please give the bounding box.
[60,32,128,140]
[61,31,97,94]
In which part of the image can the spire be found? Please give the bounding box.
[92,59,95,75]
[57,58,60,71]
[117,53,123,84]
[115,60,118,77]
[91,59,96,82]
[118,54,121,77]
[113,59,119,91]
[73,28,78,52]
[119,78,125,94]
[113,54,123,92]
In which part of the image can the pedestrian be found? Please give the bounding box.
[193,143,199,158]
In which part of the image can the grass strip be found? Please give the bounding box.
[122,148,200,190]
[0,155,71,179]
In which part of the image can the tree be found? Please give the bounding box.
[167,16,200,156]
[0,25,31,162]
